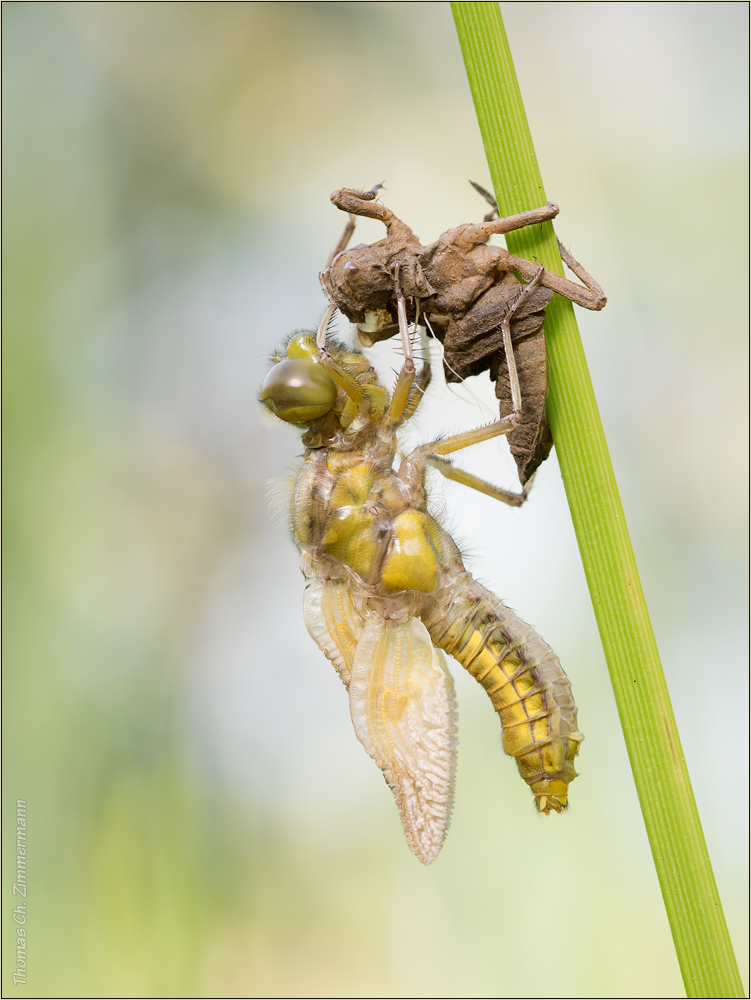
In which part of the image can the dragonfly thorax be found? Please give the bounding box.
[294,448,445,597]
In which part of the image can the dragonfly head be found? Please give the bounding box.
[261,335,338,424]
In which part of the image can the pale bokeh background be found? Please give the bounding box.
[3,3,747,997]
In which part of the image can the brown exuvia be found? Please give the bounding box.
[320,185,605,487]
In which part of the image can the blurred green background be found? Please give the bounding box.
[3,3,747,997]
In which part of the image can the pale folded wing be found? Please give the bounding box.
[303,579,363,687]
[349,615,457,865]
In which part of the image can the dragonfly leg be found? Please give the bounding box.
[330,185,417,244]
[399,275,545,496]
[555,239,606,305]
[461,202,560,244]
[325,185,386,267]
[465,182,606,311]
[469,180,500,224]
[398,414,518,502]
[326,213,356,269]
[400,323,432,422]
[315,303,366,408]
[502,245,606,311]
[500,264,545,422]
[427,456,533,508]
[386,264,420,423]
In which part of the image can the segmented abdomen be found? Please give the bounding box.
[423,569,582,813]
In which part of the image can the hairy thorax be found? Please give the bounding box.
[293,444,448,599]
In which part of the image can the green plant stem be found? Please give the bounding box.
[451,4,743,998]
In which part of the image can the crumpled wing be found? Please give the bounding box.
[303,579,363,687]
[349,615,457,865]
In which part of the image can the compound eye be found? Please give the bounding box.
[260,358,338,423]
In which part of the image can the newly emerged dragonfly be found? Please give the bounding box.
[261,293,583,864]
